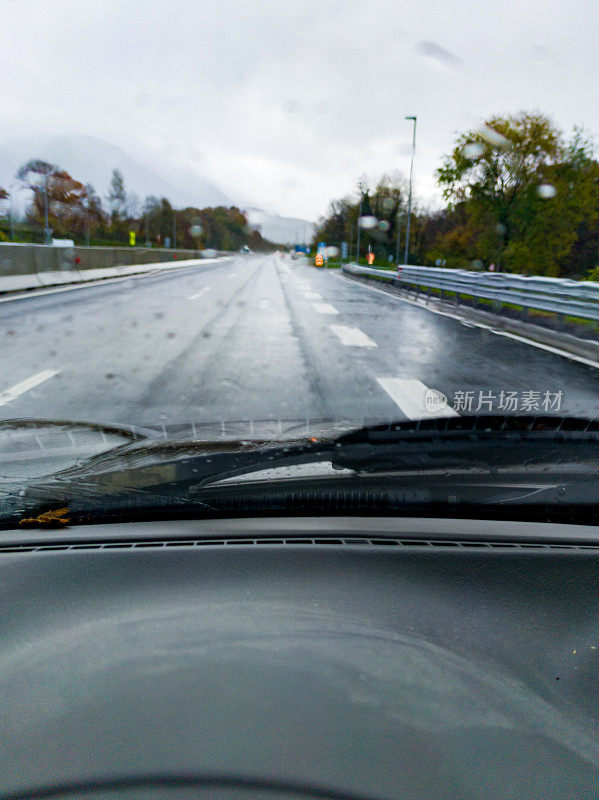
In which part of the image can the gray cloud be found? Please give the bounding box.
[1,0,597,219]
[416,40,463,68]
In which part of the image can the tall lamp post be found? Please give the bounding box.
[355,197,363,265]
[7,184,17,241]
[8,193,14,241]
[394,209,402,266]
[43,170,52,245]
[404,115,417,265]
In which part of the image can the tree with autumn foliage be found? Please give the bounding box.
[17,159,90,238]
[436,112,599,276]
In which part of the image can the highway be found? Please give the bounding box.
[0,253,597,436]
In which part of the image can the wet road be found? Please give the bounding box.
[0,253,597,433]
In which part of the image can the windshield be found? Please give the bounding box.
[0,1,598,519]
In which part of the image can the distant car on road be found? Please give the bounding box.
[239,245,251,253]
[201,249,217,258]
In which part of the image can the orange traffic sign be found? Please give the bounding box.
[315,254,324,266]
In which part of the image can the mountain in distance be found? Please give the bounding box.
[0,134,315,244]
[0,134,230,210]
[245,207,315,246]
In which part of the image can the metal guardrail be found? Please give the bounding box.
[342,263,599,323]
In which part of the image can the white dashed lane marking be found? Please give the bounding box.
[304,292,322,300]
[313,303,339,315]
[188,287,211,300]
[330,325,377,347]
[0,370,60,407]
[376,378,459,420]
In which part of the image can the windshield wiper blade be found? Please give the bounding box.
[334,414,599,443]
[0,417,156,440]
[329,415,599,472]
[3,415,599,527]
[12,414,599,494]
[0,437,330,526]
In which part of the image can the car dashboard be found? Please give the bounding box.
[1,516,599,800]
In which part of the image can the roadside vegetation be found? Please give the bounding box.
[0,163,276,252]
[313,111,599,280]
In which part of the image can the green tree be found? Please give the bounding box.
[586,266,599,281]
[173,206,273,251]
[313,174,408,264]
[561,217,599,279]
[78,184,107,243]
[127,190,141,219]
[154,197,174,246]
[107,168,127,220]
[141,196,160,244]
[437,112,599,276]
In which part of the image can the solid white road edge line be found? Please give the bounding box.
[335,272,599,370]
[0,370,60,407]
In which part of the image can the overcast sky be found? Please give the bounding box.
[3,0,599,220]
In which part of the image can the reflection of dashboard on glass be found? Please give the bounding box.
[33,782,346,800]
[1,516,598,800]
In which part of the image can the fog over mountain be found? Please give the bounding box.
[0,134,314,244]
[0,134,229,209]
[245,208,314,245]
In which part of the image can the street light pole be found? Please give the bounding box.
[85,192,90,247]
[404,115,417,265]
[9,190,14,242]
[43,171,51,244]
[394,209,402,266]
[355,198,363,265]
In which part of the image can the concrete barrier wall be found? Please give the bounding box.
[0,256,232,294]
[0,244,219,277]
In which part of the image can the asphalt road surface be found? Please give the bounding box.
[0,253,597,435]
